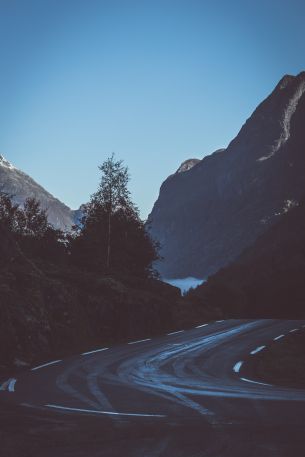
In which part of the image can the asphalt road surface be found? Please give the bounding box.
[2,319,305,457]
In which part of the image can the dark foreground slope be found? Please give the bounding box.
[149,71,305,278]
[0,225,180,373]
[187,200,305,318]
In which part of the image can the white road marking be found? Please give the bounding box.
[250,345,266,355]
[216,320,225,323]
[8,378,16,392]
[81,347,109,356]
[233,361,243,373]
[195,324,208,328]
[241,377,272,387]
[0,378,16,392]
[45,404,166,418]
[128,338,151,345]
[167,330,184,336]
[0,380,9,391]
[273,334,285,341]
[289,328,298,333]
[31,360,62,371]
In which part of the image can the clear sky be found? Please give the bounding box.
[0,0,304,217]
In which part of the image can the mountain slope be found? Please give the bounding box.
[187,199,305,318]
[0,155,76,230]
[148,71,305,278]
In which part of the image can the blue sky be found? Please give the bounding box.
[0,0,304,217]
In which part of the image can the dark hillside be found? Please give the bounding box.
[187,200,305,318]
[0,224,180,374]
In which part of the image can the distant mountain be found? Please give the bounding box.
[148,71,305,278]
[0,155,78,230]
[187,199,305,318]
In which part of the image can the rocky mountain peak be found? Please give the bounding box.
[257,71,305,162]
[148,71,305,278]
[276,74,295,90]
[0,154,15,170]
[176,159,200,174]
[275,71,305,91]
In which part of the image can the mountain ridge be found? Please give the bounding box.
[0,154,78,230]
[148,71,305,278]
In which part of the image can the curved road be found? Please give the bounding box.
[2,319,305,456]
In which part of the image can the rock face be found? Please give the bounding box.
[148,71,305,278]
[0,155,77,230]
[176,159,201,174]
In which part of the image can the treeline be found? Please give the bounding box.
[0,155,159,278]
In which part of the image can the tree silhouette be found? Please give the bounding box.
[93,154,132,270]
[71,155,159,277]
[0,193,66,262]
[0,193,23,232]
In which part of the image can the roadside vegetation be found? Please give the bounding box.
[0,156,182,373]
[0,154,159,277]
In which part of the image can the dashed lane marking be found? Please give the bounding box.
[167,330,185,336]
[31,360,62,371]
[233,361,243,373]
[0,378,17,392]
[8,378,16,392]
[128,339,151,345]
[195,324,208,329]
[250,345,266,355]
[81,348,109,356]
[273,334,285,341]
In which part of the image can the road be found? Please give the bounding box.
[1,319,305,456]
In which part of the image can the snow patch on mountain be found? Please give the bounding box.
[0,154,16,170]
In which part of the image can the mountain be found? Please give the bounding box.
[187,199,305,318]
[176,158,201,173]
[0,155,77,230]
[148,71,305,278]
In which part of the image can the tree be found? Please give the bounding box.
[0,193,66,262]
[22,198,48,238]
[20,198,67,262]
[91,154,134,270]
[0,193,23,232]
[0,194,48,238]
[71,155,159,277]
